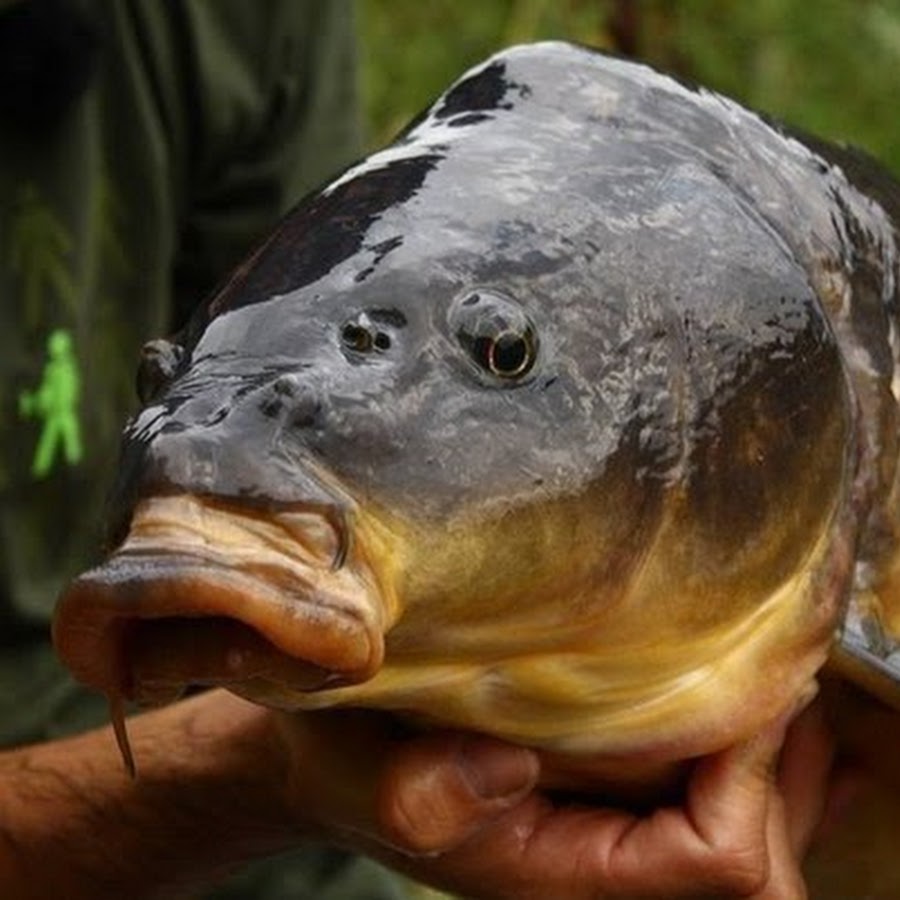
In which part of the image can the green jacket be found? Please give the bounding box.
[0,2,410,897]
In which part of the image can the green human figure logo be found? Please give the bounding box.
[18,329,84,479]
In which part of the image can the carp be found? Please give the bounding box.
[54,41,900,892]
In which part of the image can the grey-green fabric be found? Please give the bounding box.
[0,1,410,897]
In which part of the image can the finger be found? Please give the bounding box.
[396,720,789,900]
[776,700,835,857]
[625,716,788,896]
[278,711,542,856]
[375,732,539,854]
[751,791,807,900]
[275,709,392,835]
[822,678,900,792]
[751,700,836,900]
[817,764,873,838]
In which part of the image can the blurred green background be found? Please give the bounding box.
[360,0,900,173]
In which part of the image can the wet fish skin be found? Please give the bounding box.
[54,41,900,779]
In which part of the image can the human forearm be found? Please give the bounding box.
[0,684,836,900]
[0,690,300,900]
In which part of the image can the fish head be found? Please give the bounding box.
[54,43,859,784]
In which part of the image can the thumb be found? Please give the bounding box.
[276,711,540,857]
[375,733,540,855]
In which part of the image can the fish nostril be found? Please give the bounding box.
[272,374,300,397]
[261,374,322,427]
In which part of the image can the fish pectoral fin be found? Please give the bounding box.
[829,593,900,713]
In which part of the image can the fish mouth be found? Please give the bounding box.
[52,495,390,707]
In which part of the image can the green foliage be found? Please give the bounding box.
[359,0,614,145]
[648,1,900,173]
[360,0,900,174]
[8,185,78,327]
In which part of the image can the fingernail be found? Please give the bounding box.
[457,736,539,800]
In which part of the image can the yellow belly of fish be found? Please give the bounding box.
[250,521,839,781]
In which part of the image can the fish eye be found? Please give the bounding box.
[449,290,538,381]
[472,331,534,377]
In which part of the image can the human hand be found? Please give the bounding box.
[802,680,900,900]
[816,678,900,826]
[277,700,834,900]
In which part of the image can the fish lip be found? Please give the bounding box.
[53,496,387,703]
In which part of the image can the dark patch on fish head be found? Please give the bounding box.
[183,57,528,333]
